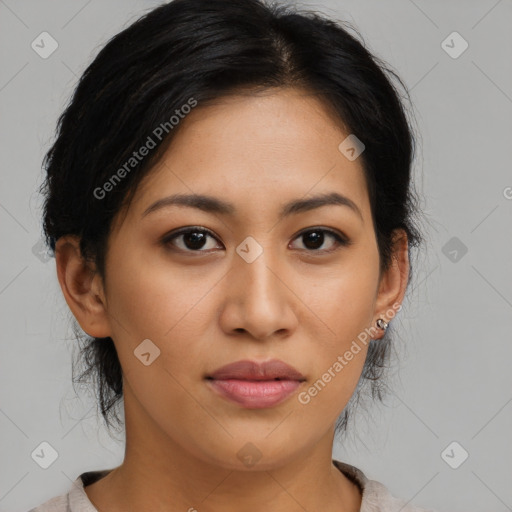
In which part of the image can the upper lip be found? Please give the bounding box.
[207,359,306,381]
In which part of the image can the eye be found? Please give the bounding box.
[290,227,351,253]
[161,226,351,255]
[162,227,221,253]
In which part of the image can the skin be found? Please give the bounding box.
[55,87,409,512]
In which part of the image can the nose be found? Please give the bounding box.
[219,248,298,341]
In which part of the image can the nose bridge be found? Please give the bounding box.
[235,236,282,299]
[217,228,301,341]
[229,234,290,328]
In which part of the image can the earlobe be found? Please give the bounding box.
[55,235,112,339]
[373,229,409,332]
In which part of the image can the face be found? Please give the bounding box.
[58,87,408,471]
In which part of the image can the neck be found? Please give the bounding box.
[84,384,362,512]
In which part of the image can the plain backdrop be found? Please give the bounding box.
[1,1,511,511]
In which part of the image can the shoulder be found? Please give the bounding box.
[27,494,69,512]
[27,469,112,512]
[361,479,438,512]
[333,459,439,512]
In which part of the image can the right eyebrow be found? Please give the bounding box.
[141,191,363,222]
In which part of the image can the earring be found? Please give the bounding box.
[376,318,388,331]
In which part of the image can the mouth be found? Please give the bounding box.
[205,378,304,408]
[205,359,306,409]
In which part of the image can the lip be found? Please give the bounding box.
[207,359,305,381]
[206,359,306,409]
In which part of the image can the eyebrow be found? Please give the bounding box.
[141,191,363,222]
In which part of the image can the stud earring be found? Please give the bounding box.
[376,318,388,331]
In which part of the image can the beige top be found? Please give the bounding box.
[28,459,438,511]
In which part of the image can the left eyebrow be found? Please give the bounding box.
[141,191,363,222]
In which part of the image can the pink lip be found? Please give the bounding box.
[206,359,306,409]
[207,379,302,408]
[207,359,305,381]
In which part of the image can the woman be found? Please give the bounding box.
[31,0,435,510]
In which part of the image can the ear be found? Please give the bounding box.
[55,235,112,338]
[373,229,409,339]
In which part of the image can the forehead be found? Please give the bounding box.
[126,88,370,225]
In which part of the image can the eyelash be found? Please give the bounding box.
[161,226,351,255]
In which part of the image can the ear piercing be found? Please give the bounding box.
[376,318,388,331]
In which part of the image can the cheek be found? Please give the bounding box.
[300,257,379,339]
[295,314,370,427]
[106,246,192,334]
[294,256,378,412]
[104,249,218,375]
[103,255,211,422]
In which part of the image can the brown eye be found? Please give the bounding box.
[161,226,351,255]
[290,228,350,253]
[162,227,221,253]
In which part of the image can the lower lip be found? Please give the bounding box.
[207,379,302,408]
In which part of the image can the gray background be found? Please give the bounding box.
[1,0,511,511]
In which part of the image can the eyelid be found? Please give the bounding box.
[290,226,352,253]
[161,225,351,253]
[161,226,221,252]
